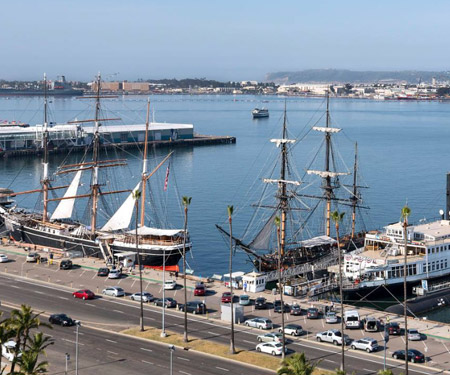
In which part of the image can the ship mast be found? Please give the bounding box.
[324,90,332,236]
[90,73,102,234]
[279,104,288,257]
[42,73,50,223]
[140,98,150,227]
[351,142,358,239]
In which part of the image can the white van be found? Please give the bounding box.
[1,340,19,361]
[344,310,360,329]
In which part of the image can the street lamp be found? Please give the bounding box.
[75,320,81,375]
[168,345,175,375]
[161,249,167,337]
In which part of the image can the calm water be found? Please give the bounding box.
[1,95,450,280]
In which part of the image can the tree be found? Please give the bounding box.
[0,314,14,375]
[17,331,54,375]
[377,369,394,375]
[401,205,411,375]
[227,205,236,354]
[182,196,192,343]
[331,211,345,373]
[132,188,144,332]
[277,353,317,375]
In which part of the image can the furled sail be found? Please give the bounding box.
[101,182,141,231]
[51,170,82,220]
[248,211,277,251]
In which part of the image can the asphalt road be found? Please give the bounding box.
[0,273,443,375]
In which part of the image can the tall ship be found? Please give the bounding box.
[218,94,366,277]
[0,76,83,96]
[0,74,190,269]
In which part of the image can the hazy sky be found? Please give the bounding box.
[2,0,449,81]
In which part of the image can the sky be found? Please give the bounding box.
[1,0,450,82]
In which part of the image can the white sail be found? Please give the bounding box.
[101,182,141,231]
[312,126,341,133]
[51,170,82,220]
[307,170,349,178]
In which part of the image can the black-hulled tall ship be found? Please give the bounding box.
[0,74,190,270]
[217,93,367,273]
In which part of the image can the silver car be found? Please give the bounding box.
[239,294,251,306]
[407,329,422,341]
[280,324,303,336]
[257,332,285,343]
[325,311,338,324]
[244,318,273,330]
[102,286,125,297]
[130,292,154,302]
[351,338,378,353]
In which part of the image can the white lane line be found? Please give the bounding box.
[117,279,122,285]
[131,280,136,288]
[58,296,69,300]
[215,367,229,372]
[177,357,190,361]
[179,371,191,375]
[243,340,254,344]
[142,360,154,365]
[86,303,96,307]
[10,285,20,289]
[107,350,118,355]
[207,331,217,335]
[324,359,335,363]
[113,310,124,314]
[62,338,84,345]
[174,290,177,296]
[105,339,117,344]
[91,274,97,280]
[321,319,324,328]
[140,348,153,352]
[34,290,45,294]
[79,270,86,277]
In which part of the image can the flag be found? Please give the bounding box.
[163,165,170,191]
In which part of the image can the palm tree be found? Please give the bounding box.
[377,369,394,375]
[277,352,316,375]
[17,331,54,375]
[0,314,14,375]
[132,188,144,332]
[182,196,192,343]
[274,216,286,359]
[401,205,411,375]
[227,205,236,354]
[331,210,345,373]
[9,305,48,374]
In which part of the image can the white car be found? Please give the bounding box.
[279,324,303,336]
[257,332,284,343]
[325,311,338,324]
[407,329,422,341]
[0,254,9,263]
[164,279,177,290]
[244,318,273,330]
[351,338,379,353]
[108,269,121,279]
[1,340,19,361]
[316,329,350,346]
[130,292,154,302]
[102,286,125,297]
[256,342,286,356]
[26,252,40,263]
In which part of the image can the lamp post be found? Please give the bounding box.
[75,321,81,375]
[169,345,175,375]
[65,353,70,375]
[161,249,167,337]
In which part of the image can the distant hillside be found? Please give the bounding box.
[266,69,450,84]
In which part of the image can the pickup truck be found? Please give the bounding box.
[316,329,350,346]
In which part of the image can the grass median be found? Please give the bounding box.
[122,326,332,374]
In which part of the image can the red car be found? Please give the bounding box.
[221,292,232,303]
[194,285,206,296]
[72,289,95,300]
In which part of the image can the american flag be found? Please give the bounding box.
[163,165,170,191]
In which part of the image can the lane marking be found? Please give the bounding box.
[58,296,69,300]
[179,371,191,375]
[62,338,84,345]
[243,340,254,344]
[10,285,20,289]
[113,310,124,314]
[107,350,118,355]
[105,339,117,343]
[177,357,190,361]
[142,360,154,365]
[140,347,152,352]
[86,303,96,307]
[34,291,45,294]
[215,367,229,372]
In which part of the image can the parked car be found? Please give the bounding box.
[1,340,19,361]
[279,324,303,336]
[387,322,401,335]
[97,267,110,277]
[178,301,207,314]
[392,349,425,363]
[194,285,206,296]
[221,292,233,303]
[130,292,154,302]
[164,279,177,290]
[26,252,40,263]
[244,318,273,330]
[316,329,350,346]
[59,259,73,270]
[274,300,290,313]
[344,310,360,329]
[153,297,177,308]
[102,286,125,297]
[239,294,251,306]
[257,332,285,343]
[290,303,301,316]
[307,307,319,319]
[255,297,267,309]
[108,268,121,279]
[407,329,422,341]
[72,289,95,300]
[0,254,9,263]
[256,342,286,356]
[364,317,379,332]
[351,338,379,353]
[325,311,338,324]
[49,313,75,326]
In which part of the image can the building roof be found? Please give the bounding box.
[86,122,194,133]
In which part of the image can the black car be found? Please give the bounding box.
[290,304,302,316]
[255,297,267,310]
[177,301,207,314]
[274,300,290,313]
[153,298,177,308]
[387,322,401,335]
[49,313,75,326]
[60,259,73,270]
[97,268,110,277]
[392,349,425,363]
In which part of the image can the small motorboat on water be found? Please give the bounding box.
[252,108,269,118]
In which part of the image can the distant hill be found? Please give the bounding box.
[265,69,450,84]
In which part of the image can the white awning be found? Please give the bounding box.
[223,271,245,278]
[312,126,341,133]
[126,226,184,237]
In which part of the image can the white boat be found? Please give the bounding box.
[252,108,269,118]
